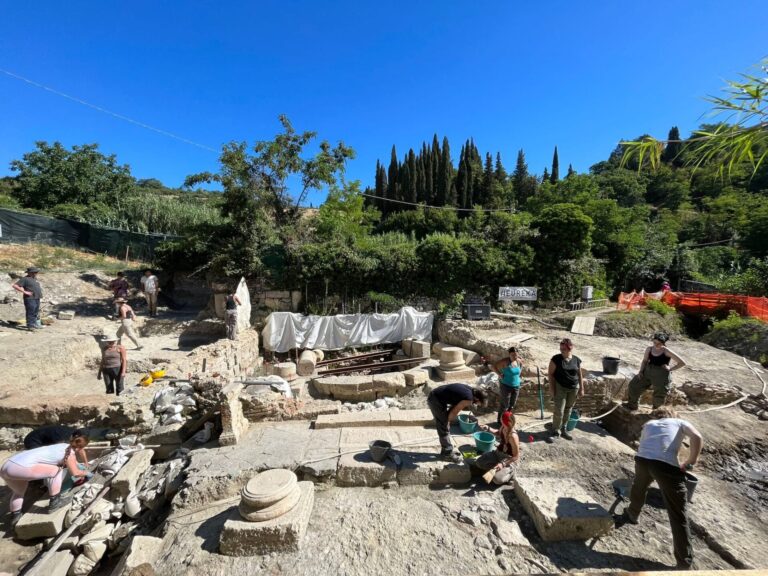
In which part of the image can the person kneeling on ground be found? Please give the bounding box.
[475,410,521,485]
[617,406,702,570]
[0,429,92,525]
[427,383,487,463]
[625,332,686,410]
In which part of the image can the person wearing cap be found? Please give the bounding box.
[98,335,128,395]
[115,298,142,350]
[546,338,584,442]
[0,429,91,524]
[625,332,686,410]
[616,406,702,570]
[427,383,487,463]
[12,267,44,330]
[140,269,160,316]
[475,410,521,485]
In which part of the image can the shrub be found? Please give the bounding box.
[645,298,677,317]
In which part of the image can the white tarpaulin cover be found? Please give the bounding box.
[262,306,433,352]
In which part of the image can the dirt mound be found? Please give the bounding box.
[594,310,682,338]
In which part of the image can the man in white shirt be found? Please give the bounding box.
[140,269,160,316]
[619,406,703,569]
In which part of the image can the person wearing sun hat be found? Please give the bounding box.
[98,334,127,395]
[115,298,142,350]
[12,267,44,330]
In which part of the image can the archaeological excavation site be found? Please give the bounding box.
[0,268,767,576]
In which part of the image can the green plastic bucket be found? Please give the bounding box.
[473,431,496,453]
[458,414,478,434]
[565,409,580,432]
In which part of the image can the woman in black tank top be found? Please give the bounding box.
[625,332,686,410]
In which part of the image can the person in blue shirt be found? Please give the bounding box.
[493,347,524,424]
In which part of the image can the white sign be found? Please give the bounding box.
[498,286,538,301]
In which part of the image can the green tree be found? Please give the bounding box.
[10,141,134,210]
[661,126,683,166]
[184,115,354,276]
[533,203,593,263]
[512,149,537,206]
[550,146,560,183]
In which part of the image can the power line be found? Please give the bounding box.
[0,68,218,153]
[360,192,516,212]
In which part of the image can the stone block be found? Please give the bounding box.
[403,367,429,387]
[143,421,185,445]
[336,452,397,487]
[514,477,614,541]
[397,448,471,486]
[435,366,477,383]
[48,549,75,576]
[15,499,71,540]
[297,350,317,377]
[388,409,434,427]
[401,339,413,356]
[112,449,154,499]
[298,428,340,479]
[219,382,249,446]
[57,310,75,320]
[312,375,376,401]
[220,481,314,556]
[314,410,391,429]
[372,372,407,394]
[490,518,531,548]
[109,535,164,576]
[409,340,431,359]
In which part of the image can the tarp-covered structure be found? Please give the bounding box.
[0,208,179,261]
[262,307,434,352]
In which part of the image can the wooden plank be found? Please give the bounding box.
[570,316,596,336]
[500,332,535,344]
[317,357,427,376]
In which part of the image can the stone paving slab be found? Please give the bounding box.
[315,409,434,429]
[112,448,154,498]
[15,498,72,540]
[514,476,614,541]
[220,481,315,556]
[298,427,340,480]
[336,452,398,487]
[48,549,75,576]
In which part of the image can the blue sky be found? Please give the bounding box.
[1,1,765,206]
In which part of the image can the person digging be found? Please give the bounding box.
[427,383,487,463]
[474,410,521,485]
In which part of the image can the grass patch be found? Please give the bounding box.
[0,243,148,273]
[595,309,683,339]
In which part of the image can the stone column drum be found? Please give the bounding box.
[435,347,477,382]
[220,469,315,556]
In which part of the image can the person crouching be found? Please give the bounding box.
[473,410,521,485]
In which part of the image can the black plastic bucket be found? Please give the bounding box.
[602,357,621,375]
[684,472,698,503]
[369,440,392,462]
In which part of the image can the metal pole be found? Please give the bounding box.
[537,367,545,419]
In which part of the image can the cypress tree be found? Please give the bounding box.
[399,162,410,209]
[494,152,507,183]
[662,126,683,165]
[567,164,575,178]
[480,152,494,207]
[407,149,418,205]
[542,167,550,182]
[432,135,441,203]
[438,137,453,206]
[550,146,559,183]
[424,143,433,203]
[375,160,388,214]
[456,147,469,212]
[513,149,532,205]
[387,145,399,210]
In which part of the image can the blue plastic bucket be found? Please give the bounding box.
[458,414,478,434]
[566,409,580,432]
[473,431,496,453]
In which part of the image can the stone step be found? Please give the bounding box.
[15,498,72,540]
[314,409,434,429]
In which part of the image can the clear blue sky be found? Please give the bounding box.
[1,1,765,206]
